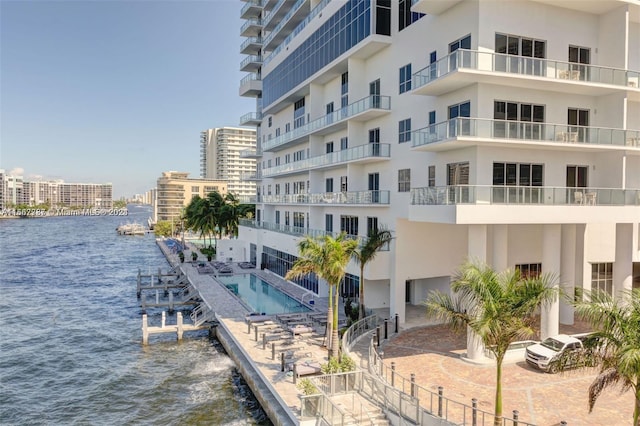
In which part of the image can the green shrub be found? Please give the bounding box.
[297,378,319,395]
[321,353,356,374]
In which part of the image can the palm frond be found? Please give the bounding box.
[588,368,622,412]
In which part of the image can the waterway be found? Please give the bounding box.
[0,206,272,425]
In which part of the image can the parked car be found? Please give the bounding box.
[525,334,584,373]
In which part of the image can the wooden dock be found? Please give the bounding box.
[141,311,210,344]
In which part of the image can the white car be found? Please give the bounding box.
[525,334,583,373]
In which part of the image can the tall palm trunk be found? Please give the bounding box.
[358,263,365,320]
[326,285,333,353]
[634,381,639,426]
[494,354,505,426]
[331,285,340,359]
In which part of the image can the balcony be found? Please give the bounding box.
[239,73,262,97]
[262,95,391,152]
[262,0,288,32]
[240,18,262,37]
[240,0,262,19]
[241,171,262,181]
[263,0,310,52]
[412,50,640,99]
[529,0,640,22]
[263,0,329,67]
[240,36,263,55]
[239,149,262,159]
[412,117,640,152]
[258,190,390,206]
[240,218,369,245]
[411,0,464,15]
[239,111,263,126]
[240,55,263,72]
[409,185,640,224]
[262,143,391,178]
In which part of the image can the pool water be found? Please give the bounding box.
[216,274,310,315]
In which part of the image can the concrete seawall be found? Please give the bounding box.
[154,238,299,425]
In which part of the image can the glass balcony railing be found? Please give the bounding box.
[240,36,262,53]
[240,73,261,85]
[239,219,387,249]
[262,143,390,177]
[262,0,287,29]
[240,0,262,17]
[240,55,263,69]
[410,185,640,206]
[239,111,263,125]
[412,117,640,148]
[263,0,330,66]
[413,49,640,90]
[258,190,390,205]
[262,95,391,151]
[240,18,262,35]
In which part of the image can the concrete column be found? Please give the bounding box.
[492,225,508,272]
[541,224,561,340]
[614,223,633,300]
[466,225,487,360]
[391,221,406,325]
[560,225,576,325]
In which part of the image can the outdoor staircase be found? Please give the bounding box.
[190,303,215,326]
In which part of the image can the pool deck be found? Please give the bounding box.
[157,239,337,426]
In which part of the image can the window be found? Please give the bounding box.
[275,128,280,137]
[448,101,471,136]
[285,123,290,132]
[569,45,590,82]
[294,98,305,129]
[268,117,272,127]
[325,214,333,232]
[267,184,272,195]
[399,118,411,143]
[275,157,280,166]
[293,150,305,162]
[191,186,200,192]
[326,142,334,153]
[340,273,360,298]
[340,176,348,192]
[568,108,589,142]
[591,263,613,295]
[494,101,545,140]
[275,184,280,195]
[493,162,544,203]
[516,263,542,279]
[399,0,424,31]
[428,110,436,125]
[284,211,290,226]
[284,154,290,164]
[495,33,546,75]
[284,183,290,194]
[293,212,305,228]
[340,137,348,150]
[428,166,435,187]
[367,217,378,237]
[325,178,334,193]
[326,102,334,115]
[275,210,280,224]
[398,169,411,192]
[341,72,349,109]
[375,0,391,36]
[340,215,358,235]
[399,64,412,93]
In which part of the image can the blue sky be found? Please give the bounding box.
[1,0,253,198]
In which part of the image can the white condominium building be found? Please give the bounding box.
[238,0,640,359]
[200,127,258,199]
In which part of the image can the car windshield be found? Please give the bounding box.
[541,338,565,351]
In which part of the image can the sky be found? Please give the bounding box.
[0,0,254,198]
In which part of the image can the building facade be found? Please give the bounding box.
[154,171,228,222]
[200,127,258,198]
[238,0,640,359]
[0,171,112,209]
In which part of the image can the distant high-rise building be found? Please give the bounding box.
[154,171,228,222]
[200,127,258,198]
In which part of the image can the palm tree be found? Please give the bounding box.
[552,288,640,425]
[424,261,558,426]
[285,233,358,359]
[352,226,393,320]
[220,193,241,237]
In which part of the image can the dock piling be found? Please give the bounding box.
[177,312,184,341]
[142,314,149,344]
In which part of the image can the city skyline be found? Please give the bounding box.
[0,0,253,198]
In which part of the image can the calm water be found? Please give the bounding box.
[0,206,272,426]
[216,274,309,315]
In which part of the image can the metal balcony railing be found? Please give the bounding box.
[410,185,640,206]
[240,36,262,53]
[412,117,640,148]
[262,143,390,177]
[413,49,640,90]
[262,95,391,151]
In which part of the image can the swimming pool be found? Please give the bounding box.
[216,274,310,315]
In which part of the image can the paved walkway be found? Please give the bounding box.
[367,323,635,426]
